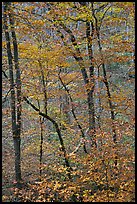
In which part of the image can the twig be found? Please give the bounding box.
[69,138,86,156]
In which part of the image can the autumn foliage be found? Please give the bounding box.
[2,2,135,202]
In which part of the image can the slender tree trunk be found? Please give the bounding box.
[9,3,22,180]
[96,65,103,149]
[39,117,43,178]
[94,64,102,129]
[23,96,72,177]
[38,60,48,178]
[86,19,97,146]
[58,70,88,153]
[91,3,117,165]
[37,99,44,179]
[97,30,116,144]
[58,24,96,144]
[38,60,48,115]
[79,2,96,136]
[92,4,117,144]
[3,2,22,182]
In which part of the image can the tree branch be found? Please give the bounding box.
[58,69,88,153]
[23,96,72,172]
[99,4,112,30]
[2,70,9,79]
[2,88,12,104]
[69,138,86,156]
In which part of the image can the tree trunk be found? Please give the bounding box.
[91,3,117,144]
[38,60,48,178]
[86,19,96,145]
[3,2,22,183]
[97,29,116,143]
[58,70,88,153]
[13,137,21,181]
[58,24,96,143]
[23,96,72,177]
[39,115,43,179]
[91,3,117,165]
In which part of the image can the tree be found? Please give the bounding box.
[23,96,72,177]
[2,2,135,202]
[3,2,22,184]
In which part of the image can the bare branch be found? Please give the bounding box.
[58,70,88,153]
[69,138,86,156]
[2,88,11,104]
[23,96,72,172]
[2,70,9,79]
[99,4,112,30]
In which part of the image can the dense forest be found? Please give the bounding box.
[2,2,135,202]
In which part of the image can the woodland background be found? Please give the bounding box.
[2,2,135,202]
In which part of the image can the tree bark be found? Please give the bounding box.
[3,2,22,182]
[9,3,22,178]
[85,19,96,146]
